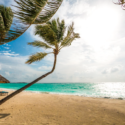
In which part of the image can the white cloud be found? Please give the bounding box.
[0,51,19,57]
[0,0,15,6]
[38,66,52,71]
[0,43,19,57]
[68,1,91,15]
[102,65,122,74]
[0,1,4,4]
[5,72,10,76]
[5,44,11,46]
[0,54,45,82]
[0,64,2,70]
[4,47,9,49]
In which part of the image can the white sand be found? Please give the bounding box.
[0,89,125,125]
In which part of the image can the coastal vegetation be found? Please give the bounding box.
[0,18,80,105]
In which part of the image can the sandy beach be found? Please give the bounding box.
[0,90,125,125]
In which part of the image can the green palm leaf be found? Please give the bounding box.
[56,18,65,42]
[35,24,56,46]
[28,41,52,49]
[34,0,63,24]
[60,22,80,48]
[0,0,63,45]
[26,52,48,64]
[14,0,48,24]
[47,19,58,36]
[47,18,65,43]
[61,33,80,47]
[0,5,13,41]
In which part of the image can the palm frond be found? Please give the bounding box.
[26,52,48,64]
[28,41,52,49]
[113,0,123,5]
[0,5,13,40]
[34,0,63,24]
[56,18,65,42]
[0,0,63,45]
[0,19,27,45]
[14,0,48,24]
[61,33,80,47]
[35,24,56,46]
[47,18,65,43]
[14,0,63,24]
[60,22,80,48]
[47,19,58,36]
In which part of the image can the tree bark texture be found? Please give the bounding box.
[0,54,57,105]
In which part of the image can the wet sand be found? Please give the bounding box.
[0,90,125,125]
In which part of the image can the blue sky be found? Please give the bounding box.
[1,0,125,83]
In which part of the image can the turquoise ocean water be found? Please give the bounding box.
[0,82,125,99]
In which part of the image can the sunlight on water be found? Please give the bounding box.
[95,82,125,98]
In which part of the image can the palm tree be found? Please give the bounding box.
[0,18,80,105]
[113,0,125,9]
[0,5,13,44]
[0,0,63,45]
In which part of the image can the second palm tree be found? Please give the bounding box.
[0,18,80,105]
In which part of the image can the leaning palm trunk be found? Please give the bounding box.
[0,54,57,105]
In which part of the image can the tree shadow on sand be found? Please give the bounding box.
[0,114,10,119]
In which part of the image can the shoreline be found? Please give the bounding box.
[0,88,125,100]
[0,89,125,125]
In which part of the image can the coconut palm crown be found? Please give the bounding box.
[0,5,13,42]
[26,18,80,64]
[0,0,63,45]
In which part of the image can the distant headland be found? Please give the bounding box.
[0,75,10,83]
